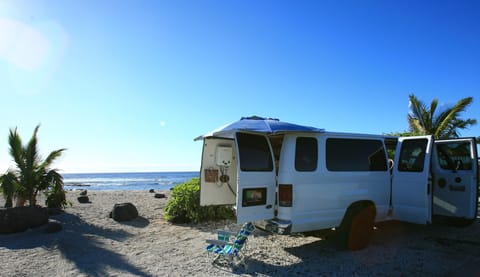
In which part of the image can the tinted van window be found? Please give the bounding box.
[237,133,273,171]
[398,139,427,172]
[436,142,472,171]
[326,138,388,171]
[295,137,318,171]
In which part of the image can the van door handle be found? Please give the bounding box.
[449,185,465,192]
[266,205,272,209]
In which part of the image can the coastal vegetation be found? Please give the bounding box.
[387,94,478,160]
[393,94,477,139]
[0,125,68,209]
[164,178,233,223]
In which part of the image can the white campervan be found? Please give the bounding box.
[197,116,478,250]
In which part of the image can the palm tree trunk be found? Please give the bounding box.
[30,192,37,206]
[15,195,26,207]
[4,195,13,208]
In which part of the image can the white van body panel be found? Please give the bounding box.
[276,134,391,233]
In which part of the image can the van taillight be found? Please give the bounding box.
[279,184,292,207]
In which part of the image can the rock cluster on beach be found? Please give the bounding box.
[0,206,49,234]
[149,189,166,199]
[77,190,90,203]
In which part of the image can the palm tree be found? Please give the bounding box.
[408,94,477,139]
[0,125,66,207]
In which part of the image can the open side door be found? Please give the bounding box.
[432,138,478,220]
[392,136,433,224]
[234,132,276,223]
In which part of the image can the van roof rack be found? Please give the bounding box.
[240,116,279,121]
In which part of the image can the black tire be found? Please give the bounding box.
[337,205,375,251]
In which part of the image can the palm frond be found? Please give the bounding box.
[47,169,64,188]
[407,114,425,134]
[423,98,438,133]
[40,148,67,169]
[8,128,25,170]
[408,94,476,139]
[408,94,428,134]
[0,171,19,208]
[435,97,474,138]
[25,125,40,172]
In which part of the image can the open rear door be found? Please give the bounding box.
[392,136,433,224]
[432,138,478,220]
[235,132,276,223]
[199,138,237,206]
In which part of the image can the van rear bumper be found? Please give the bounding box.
[254,219,292,235]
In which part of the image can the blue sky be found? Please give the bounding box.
[0,0,479,173]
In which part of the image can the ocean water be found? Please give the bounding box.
[62,171,199,191]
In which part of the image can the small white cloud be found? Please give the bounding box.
[160,121,166,127]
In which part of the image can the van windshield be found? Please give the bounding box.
[236,133,274,172]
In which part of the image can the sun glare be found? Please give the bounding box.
[0,16,69,95]
[0,18,49,71]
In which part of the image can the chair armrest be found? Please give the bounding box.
[206,239,234,246]
[217,230,237,237]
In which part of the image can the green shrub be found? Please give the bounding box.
[164,178,234,223]
[45,183,70,209]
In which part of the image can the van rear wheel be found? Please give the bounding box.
[337,205,375,251]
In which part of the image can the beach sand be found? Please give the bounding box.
[1,190,480,276]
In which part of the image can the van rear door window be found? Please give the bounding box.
[326,138,388,171]
[295,137,318,171]
[237,133,274,171]
[436,142,472,171]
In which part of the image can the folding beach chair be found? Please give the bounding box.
[206,222,255,265]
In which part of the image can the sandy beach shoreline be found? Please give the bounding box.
[1,190,480,276]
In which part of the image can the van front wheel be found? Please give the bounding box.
[338,205,375,251]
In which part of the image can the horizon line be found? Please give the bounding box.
[61,170,200,175]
